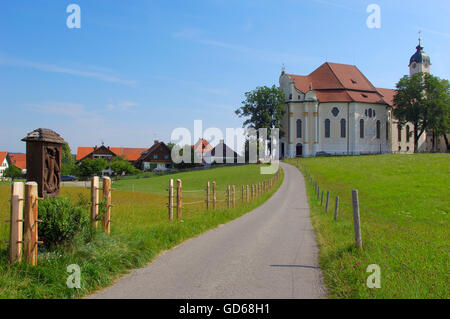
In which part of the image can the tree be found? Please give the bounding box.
[61,143,76,175]
[109,156,140,178]
[76,158,108,179]
[4,165,23,180]
[235,85,286,138]
[393,72,450,152]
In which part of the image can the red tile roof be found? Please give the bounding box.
[376,88,396,107]
[7,153,26,170]
[286,62,391,105]
[193,139,213,153]
[76,146,147,162]
[0,152,7,165]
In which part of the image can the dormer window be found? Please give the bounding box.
[361,93,368,98]
[351,79,357,84]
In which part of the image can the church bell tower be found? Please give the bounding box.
[409,34,431,76]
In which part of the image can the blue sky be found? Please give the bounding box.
[1,0,449,153]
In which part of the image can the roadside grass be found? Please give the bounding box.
[285,154,449,299]
[0,164,283,298]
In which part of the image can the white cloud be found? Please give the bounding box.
[0,56,136,85]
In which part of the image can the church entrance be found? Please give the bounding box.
[296,143,303,157]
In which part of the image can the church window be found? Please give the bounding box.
[360,119,365,138]
[373,110,376,117]
[298,95,301,100]
[325,119,331,138]
[398,126,402,142]
[289,94,292,100]
[365,109,368,117]
[296,119,302,138]
[368,109,373,118]
[376,121,381,139]
[386,122,389,141]
[406,125,410,143]
[332,107,339,117]
[340,119,346,138]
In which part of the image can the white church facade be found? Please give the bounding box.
[279,41,432,157]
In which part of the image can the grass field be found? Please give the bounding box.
[0,164,282,298]
[285,154,449,299]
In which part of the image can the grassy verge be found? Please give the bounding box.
[0,164,283,298]
[285,154,449,299]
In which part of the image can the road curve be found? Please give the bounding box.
[89,162,326,299]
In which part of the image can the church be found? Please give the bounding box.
[279,40,433,158]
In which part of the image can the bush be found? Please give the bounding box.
[38,197,90,248]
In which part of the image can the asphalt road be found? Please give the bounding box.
[89,162,326,299]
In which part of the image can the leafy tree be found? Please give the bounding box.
[61,143,76,175]
[109,156,140,178]
[4,165,23,180]
[76,158,108,179]
[393,72,450,152]
[235,85,286,138]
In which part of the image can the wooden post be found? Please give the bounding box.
[334,196,339,221]
[212,182,216,210]
[352,190,363,249]
[227,185,231,209]
[102,177,112,235]
[325,191,330,213]
[251,185,254,199]
[232,185,236,208]
[168,179,174,220]
[9,182,24,264]
[206,181,210,211]
[177,179,182,220]
[317,186,320,200]
[24,182,38,266]
[91,176,99,228]
[246,185,249,203]
[321,191,324,206]
[241,185,245,204]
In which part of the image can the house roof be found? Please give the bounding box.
[376,88,396,107]
[208,141,239,158]
[0,152,7,164]
[286,62,391,105]
[7,153,26,170]
[193,138,213,153]
[76,146,147,162]
[136,141,171,163]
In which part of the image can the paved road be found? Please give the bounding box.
[89,162,326,299]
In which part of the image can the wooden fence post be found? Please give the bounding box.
[9,182,24,264]
[321,191,324,206]
[206,181,210,211]
[317,186,320,200]
[241,185,244,204]
[168,179,174,220]
[91,176,99,228]
[352,190,362,249]
[232,185,236,208]
[24,182,38,266]
[325,191,330,213]
[102,177,112,235]
[227,185,231,209]
[246,185,249,203]
[212,181,216,210]
[334,196,339,221]
[177,179,182,220]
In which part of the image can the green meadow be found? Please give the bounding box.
[285,154,449,299]
[0,164,282,298]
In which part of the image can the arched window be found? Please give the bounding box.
[398,126,402,142]
[406,125,410,143]
[360,119,364,138]
[325,119,331,138]
[296,119,302,138]
[368,109,373,118]
[340,119,346,138]
[386,122,389,141]
[376,120,381,139]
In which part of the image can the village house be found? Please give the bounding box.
[76,144,148,175]
[193,138,213,165]
[204,140,241,164]
[0,152,8,179]
[135,140,173,171]
[6,153,27,175]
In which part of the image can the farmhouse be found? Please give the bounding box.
[0,152,8,178]
[6,153,27,174]
[193,138,213,165]
[204,140,240,164]
[280,40,437,157]
[135,140,173,171]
